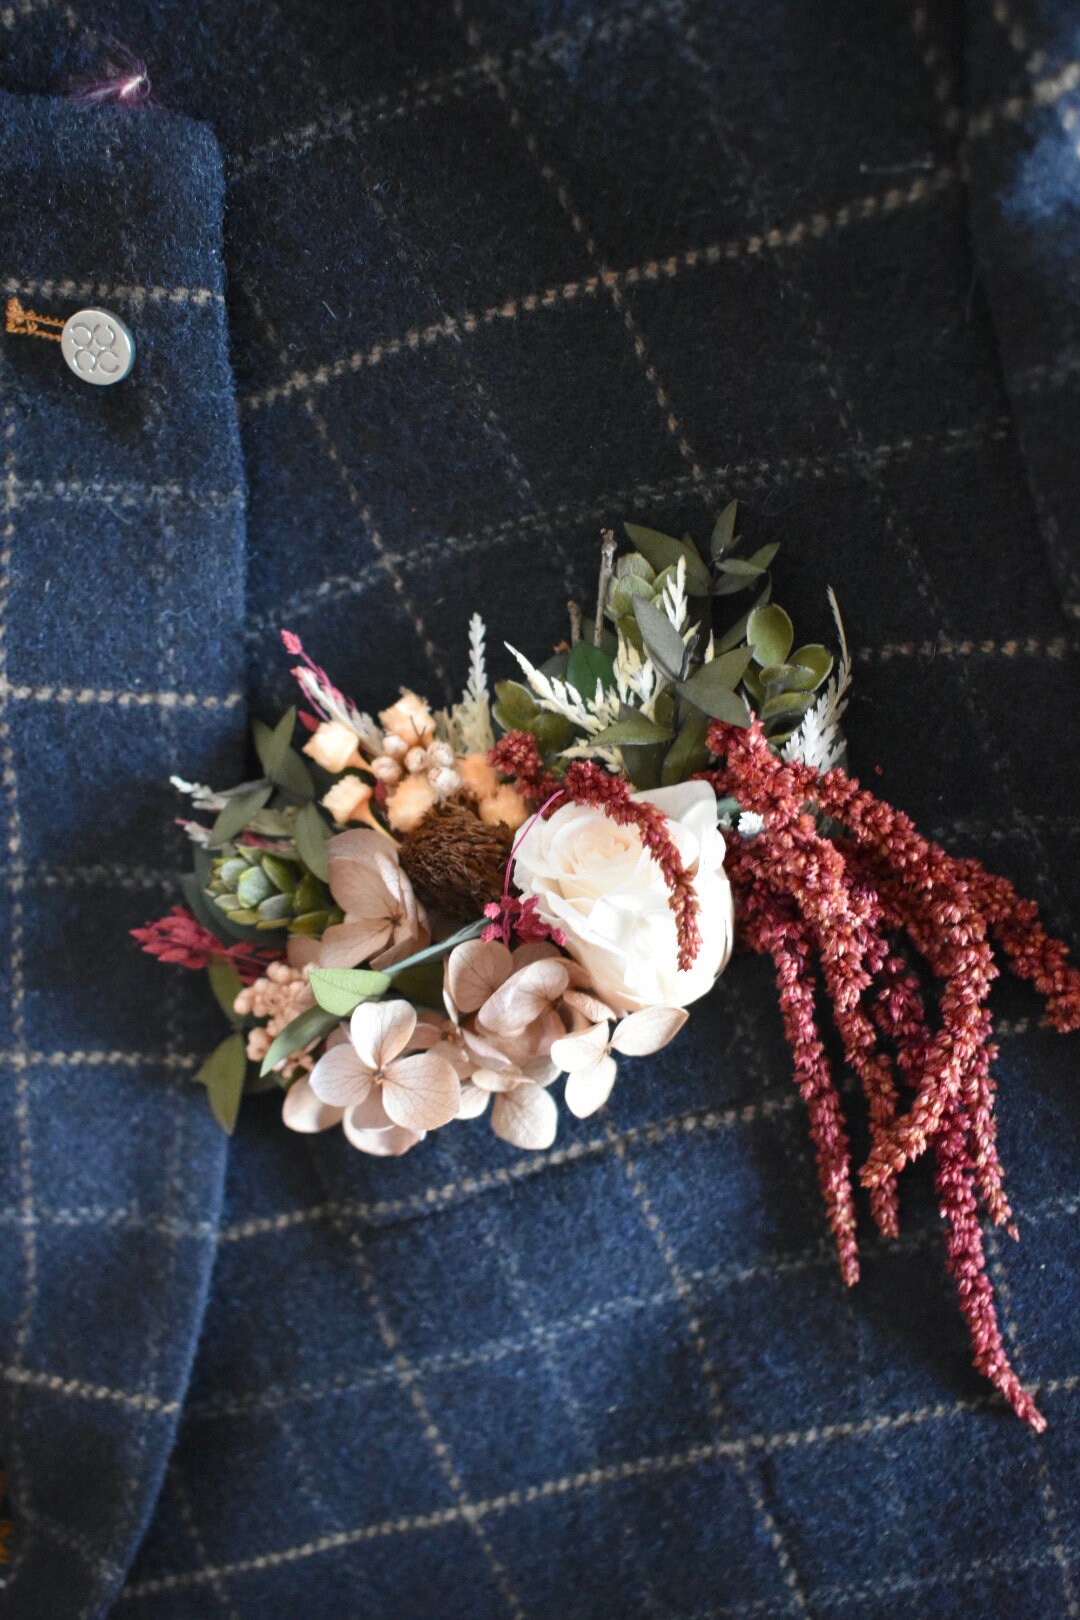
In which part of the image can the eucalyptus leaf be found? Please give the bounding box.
[260,1004,338,1077]
[591,714,674,747]
[207,957,245,1025]
[746,542,780,572]
[198,1031,248,1135]
[295,802,331,881]
[623,523,711,595]
[789,644,833,688]
[761,689,816,725]
[208,782,272,848]
[493,680,539,730]
[677,663,751,725]
[632,597,688,682]
[710,501,738,560]
[254,709,295,779]
[308,966,392,1017]
[661,712,711,785]
[566,641,615,701]
[389,959,446,1011]
[747,604,794,668]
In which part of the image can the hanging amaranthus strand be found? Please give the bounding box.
[701,718,1080,1427]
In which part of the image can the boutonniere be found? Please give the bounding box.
[136,509,1079,1430]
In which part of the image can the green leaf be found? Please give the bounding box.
[254,710,293,779]
[207,957,244,1025]
[566,641,615,701]
[493,680,539,730]
[197,1032,248,1135]
[531,712,577,756]
[389,959,445,1011]
[703,646,754,690]
[260,1004,338,1077]
[208,782,272,848]
[308,966,392,1017]
[590,714,674,747]
[677,661,752,725]
[632,597,688,682]
[623,523,711,595]
[788,644,834,689]
[747,604,794,668]
[746,542,780,573]
[710,501,738,560]
[761,689,816,725]
[295,802,331,881]
[661,712,711,785]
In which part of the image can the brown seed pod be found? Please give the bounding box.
[399,798,513,918]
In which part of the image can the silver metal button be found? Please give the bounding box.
[60,308,135,385]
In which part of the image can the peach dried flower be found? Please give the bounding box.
[386,774,438,833]
[379,690,436,747]
[478,784,529,831]
[321,776,380,827]
[303,719,366,774]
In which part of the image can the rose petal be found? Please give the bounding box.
[491,1085,558,1150]
[479,959,570,1037]
[549,1022,609,1074]
[350,998,418,1070]
[457,1081,491,1119]
[381,1052,461,1131]
[343,1117,425,1157]
[609,1006,689,1057]
[447,939,513,1013]
[318,918,391,969]
[564,1053,618,1118]
[308,1044,374,1108]
[281,1076,344,1133]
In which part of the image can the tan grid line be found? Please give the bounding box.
[857,633,1069,662]
[11,475,243,511]
[253,413,1009,632]
[231,0,678,177]
[986,1227,1079,1616]
[118,1377,1080,1600]
[219,1091,802,1241]
[0,1361,179,1416]
[458,1,708,490]
[968,57,1080,139]
[18,1503,125,1587]
[170,1470,242,1620]
[0,676,243,709]
[247,290,450,693]
[0,0,75,30]
[0,1049,200,1070]
[606,1121,812,1612]
[1,274,222,309]
[1015,353,1080,392]
[910,5,962,134]
[241,167,958,412]
[332,1212,526,1618]
[812,1530,1080,1612]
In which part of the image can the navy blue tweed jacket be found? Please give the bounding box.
[1,2,1079,1616]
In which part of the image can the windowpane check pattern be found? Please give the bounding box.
[1,0,1079,1615]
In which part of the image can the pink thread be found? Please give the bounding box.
[71,41,155,107]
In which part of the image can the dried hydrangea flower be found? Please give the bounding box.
[319,829,429,969]
[551,1005,688,1118]
[309,999,460,1133]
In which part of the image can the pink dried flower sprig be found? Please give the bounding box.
[132,906,281,984]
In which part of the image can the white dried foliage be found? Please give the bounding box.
[294,668,381,754]
[505,642,621,736]
[439,613,495,754]
[170,775,226,810]
[782,588,852,774]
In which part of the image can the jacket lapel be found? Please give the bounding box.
[0,89,245,1615]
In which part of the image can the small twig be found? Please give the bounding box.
[567,600,582,647]
[595,530,617,646]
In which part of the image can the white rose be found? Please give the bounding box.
[512,781,734,1014]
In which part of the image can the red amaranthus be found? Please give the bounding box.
[702,718,1080,1430]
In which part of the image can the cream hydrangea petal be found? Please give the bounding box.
[478,958,570,1036]
[381,1052,461,1131]
[564,1053,618,1118]
[346,1086,394,1130]
[491,1084,558,1150]
[343,1117,425,1157]
[549,1021,609,1074]
[457,1081,491,1118]
[446,939,513,1013]
[562,987,617,1024]
[308,1043,374,1108]
[281,1076,344,1133]
[350,998,418,1070]
[318,918,392,969]
[511,941,561,970]
[471,1066,523,1094]
[609,1006,689,1056]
